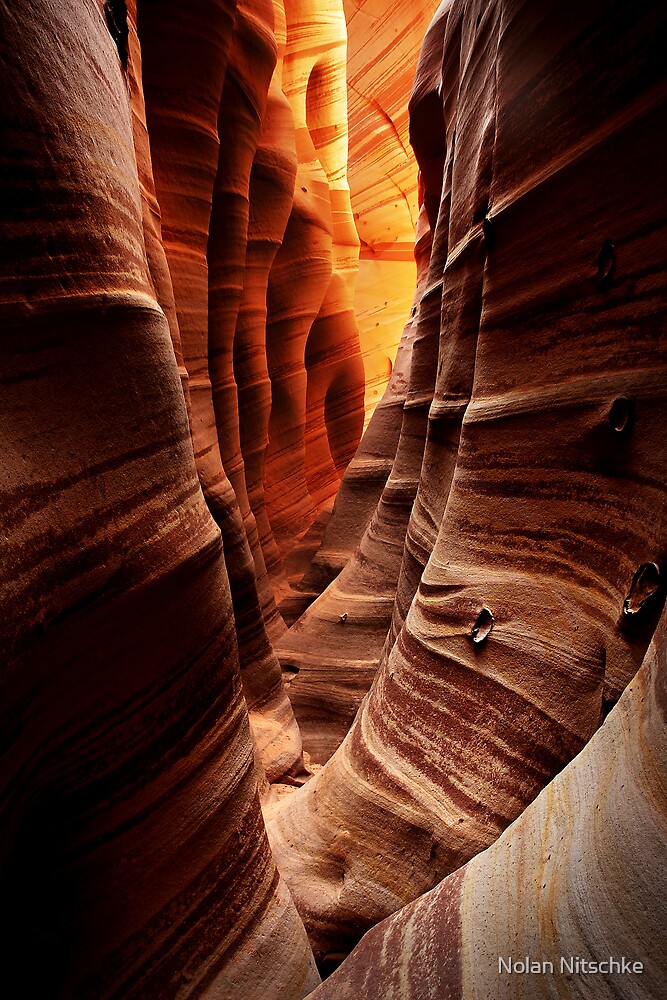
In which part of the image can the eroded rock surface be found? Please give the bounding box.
[273,0,455,759]
[308,606,667,998]
[268,0,667,960]
[279,202,433,761]
[138,0,305,783]
[344,0,442,422]
[0,1,319,995]
[236,0,298,637]
[2,0,666,995]
[264,0,365,606]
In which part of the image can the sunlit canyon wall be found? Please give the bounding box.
[345,0,440,423]
[269,0,667,979]
[1,0,666,998]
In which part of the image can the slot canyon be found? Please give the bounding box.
[0,0,665,997]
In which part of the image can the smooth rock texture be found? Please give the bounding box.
[208,0,287,647]
[272,0,451,760]
[278,202,433,761]
[268,0,667,960]
[263,0,366,607]
[138,0,306,783]
[4,0,666,994]
[385,0,464,657]
[276,2,454,750]
[344,0,441,422]
[0,2,318,996]
[236,0,299,626]
[307,605,667,999]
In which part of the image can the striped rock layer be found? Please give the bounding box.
[308,605,667,1000]
[268,0,667,961]
[278,203,433,762]
[0,1,319,997]
[137,0,385,765]
[273,0,460,762]
[344,0,442,422]
[234,0,298,635]
[275,0,456,760]
[208,0,286,648]
[263,0,365,605]
[138,0,310,780]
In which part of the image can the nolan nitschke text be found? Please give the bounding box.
[498,956,644,976]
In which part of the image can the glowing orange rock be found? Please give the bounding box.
[235,0,299,606]
[208,0,286,645]
[344,0,442,423]
[278,202,433,762]
[269,0,448,756]
[264,0,365,595]
[139,0,305,782]
[268,0,667,962]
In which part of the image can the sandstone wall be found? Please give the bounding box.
[263,0,365,604]
[3,0,666,994]
[138,0,306,785]
[268,0,667,962]
[344,0,442,423]
[0,1,320,995]
[277,202,433,759]
[308,604,667,998]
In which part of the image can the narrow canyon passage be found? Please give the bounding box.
[0,1,666,999]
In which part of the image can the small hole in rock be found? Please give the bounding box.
[623,563,661,617]
[471,607,494,644]
[104,0,128,68]
[608,396,633,433]
[597,239,615,282]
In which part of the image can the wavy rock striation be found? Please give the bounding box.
[308,605,667,999]
[0,1,319,996]
[235,0,299,629]
[268,0,667,961]
[278,202,433,761]
[208,0,287,648]
[138,0,305,783]
[274,1,454,758]
[4,0,666,993]
[344,0,441,423]
[272,0,452,761]
[263,0,365,608]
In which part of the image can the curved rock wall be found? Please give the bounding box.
[235,0,299,630]
[278,202,433,760]
[344,0,442,423]
[308,605,667,999]
[272,0,452,760]
[268,0,667,961]
[138,0,306,783]
[0,1,319,995]
[208,0,285,646]
[4,0,666,994]
[264,0,365,602]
